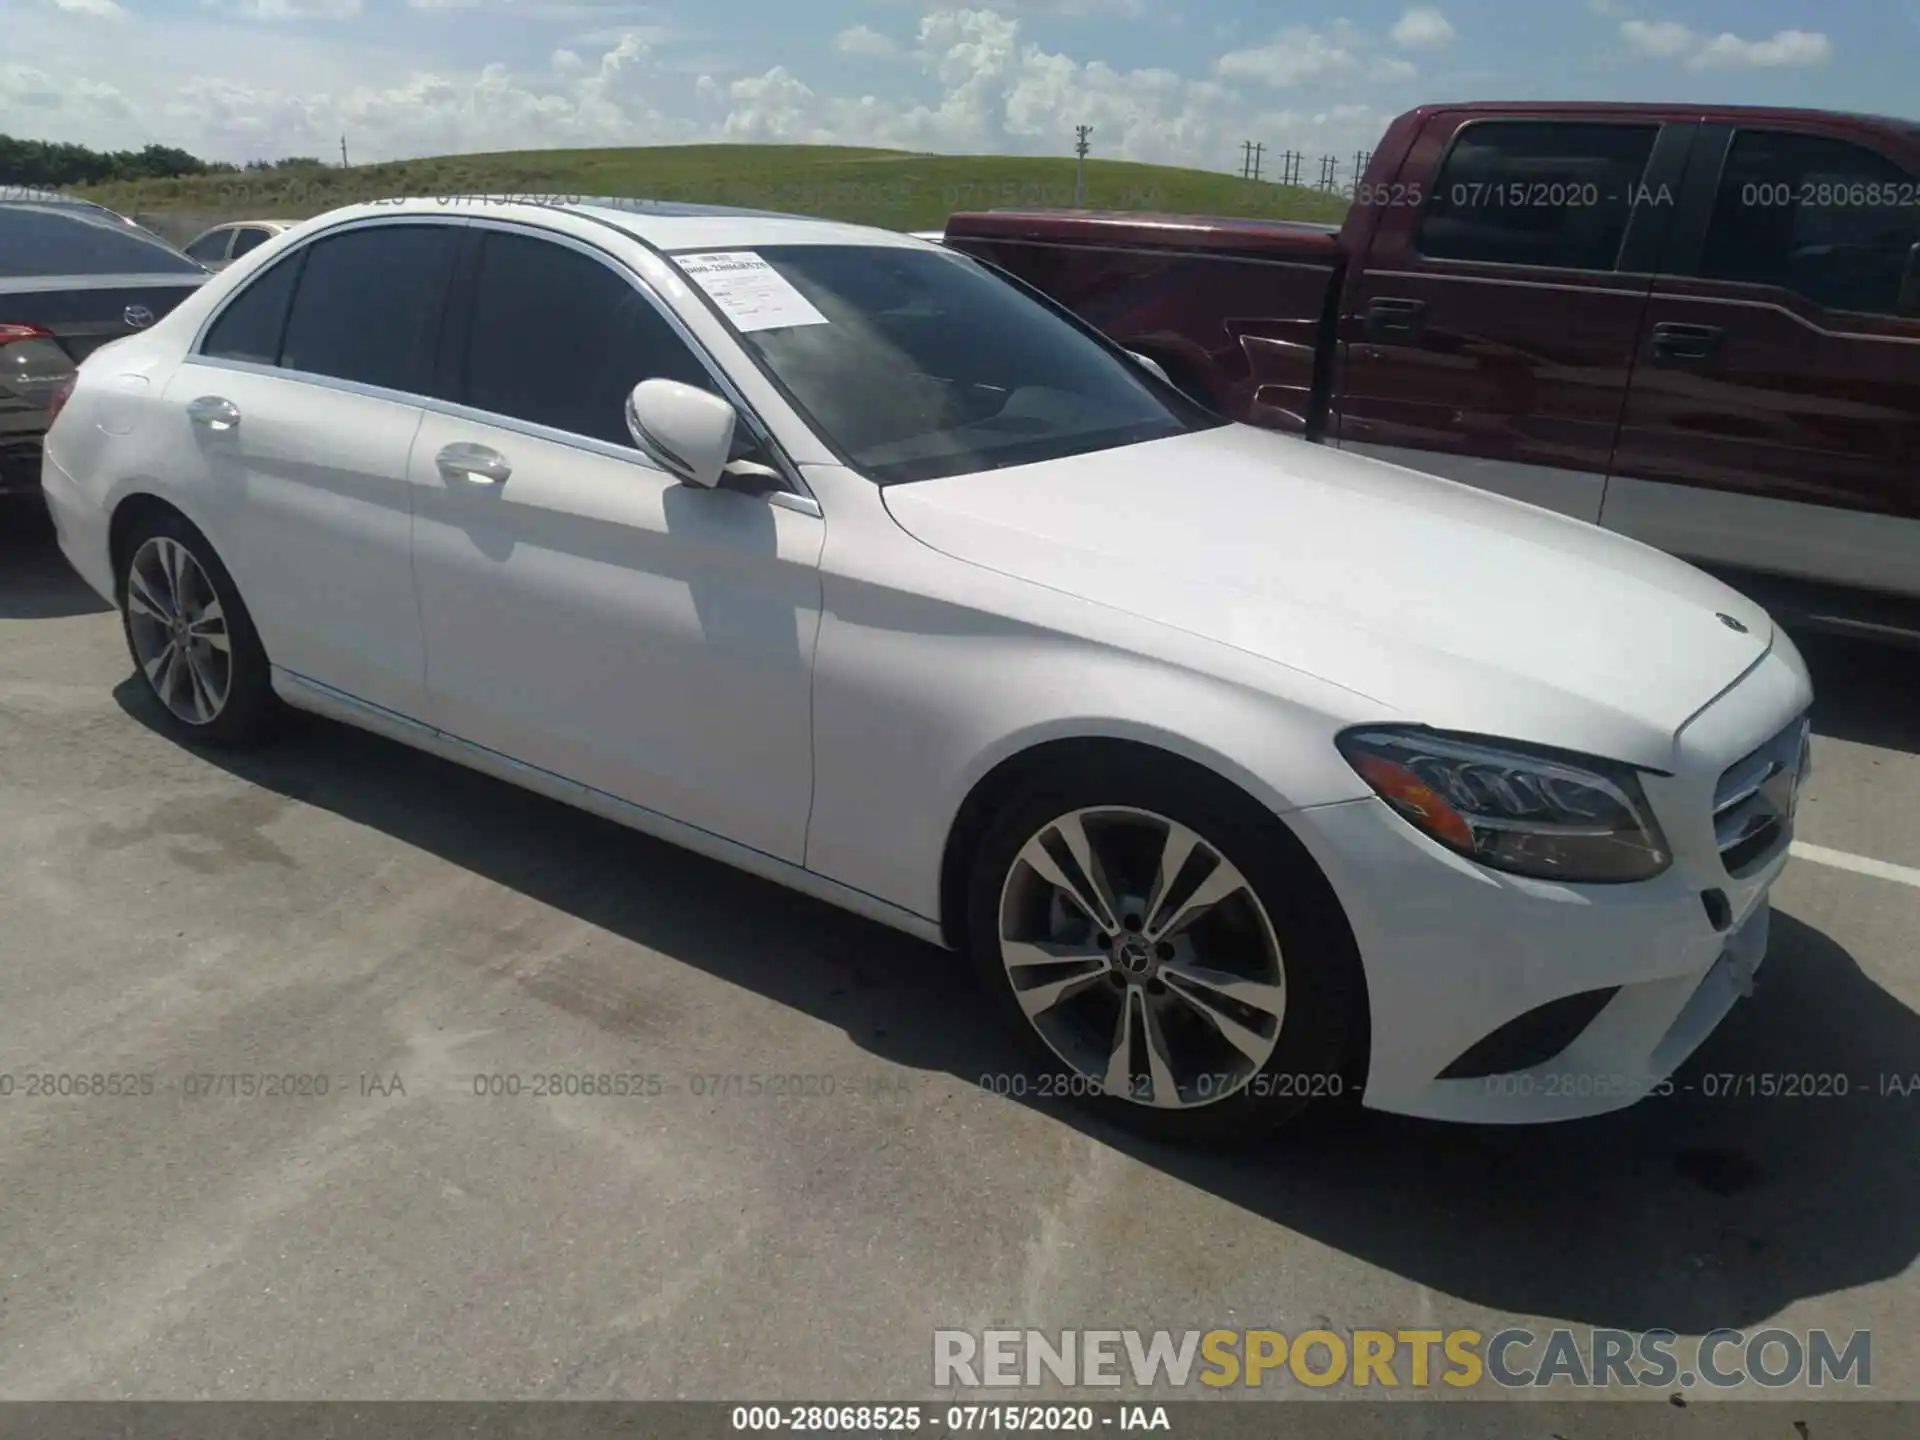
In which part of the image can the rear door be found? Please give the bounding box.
[168,219,461,721]
[1333,114,1691,521]
[1602,122,1920,598]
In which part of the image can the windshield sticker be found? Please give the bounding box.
[673,251,829,333]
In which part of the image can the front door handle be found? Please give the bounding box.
[1649,322,1723,364]
[1363,297,1427,340]
[436,442,512,485]
[185,395,240,431]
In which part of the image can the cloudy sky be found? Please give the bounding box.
[3,0,1911,172]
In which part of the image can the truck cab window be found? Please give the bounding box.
[1696,131,1920,318]
[1417,121,1659,271]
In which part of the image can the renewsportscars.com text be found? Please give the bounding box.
[933,1327,1872,1390]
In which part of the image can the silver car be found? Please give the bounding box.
[180,220,300,272]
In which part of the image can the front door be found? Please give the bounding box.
[1602,122,1920,598]
[1334,113,1691,522]
[408,224,824,863]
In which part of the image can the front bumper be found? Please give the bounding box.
[1290,646,1810,1124]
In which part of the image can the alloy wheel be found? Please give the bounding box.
[996,805,1287,1109]
[126,535,233,726]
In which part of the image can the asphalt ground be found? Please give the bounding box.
[1,499,1914,1415]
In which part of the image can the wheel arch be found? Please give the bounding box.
[107,491,200,606]
[935,729,1373,1093]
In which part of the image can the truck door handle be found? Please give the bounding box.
[185,395,240,431]
[1363,297,1427,340]
[1649,322,1723,364]
[436,442,512,485]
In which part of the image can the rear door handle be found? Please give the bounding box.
[1363,297,1427,340]
[185,395,240,431]
[435,442,512,485]
[1649,322,1723,364]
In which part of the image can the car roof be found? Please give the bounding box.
[315,195,934,252]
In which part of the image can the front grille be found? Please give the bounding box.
[1712,715,1809,876]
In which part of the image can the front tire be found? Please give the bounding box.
[120,510,279,745]
[965,755,1363,1145]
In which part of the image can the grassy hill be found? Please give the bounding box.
[73,143,1352,231]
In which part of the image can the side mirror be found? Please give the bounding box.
[1127,350,1172,385]
[1899,242,1920,318]
[625,379,737,488]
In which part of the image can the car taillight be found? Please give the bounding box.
[46,375,78,425]
[0,322,54,344]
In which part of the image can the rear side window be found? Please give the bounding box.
[0,204,205,278]
[1696,130,1920,317]
[200,252,303,365]
[457,229,718,447]
[1416,122,1660,271]
[279,225,458,393]
[184,230,232,264]
[230,227,272,259]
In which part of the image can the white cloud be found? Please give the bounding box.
[1216,18,1424,89]
[1689,28,1831,69]
[1388,7,1454,50]
[51,0,127,17]
[1619,19,1693,58]
[833,24,899,57]
[229,0,363,17]
[1621,19,1831,69]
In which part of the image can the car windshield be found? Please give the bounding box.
[0,203,205,279]
[669,243,1224,484]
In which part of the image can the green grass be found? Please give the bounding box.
[73,143,1351,230]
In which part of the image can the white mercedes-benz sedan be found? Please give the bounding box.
[41,196,1813,1144]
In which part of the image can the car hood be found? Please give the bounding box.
[881,423,1774,771]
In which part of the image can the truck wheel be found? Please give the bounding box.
[120,510,280,746]
[964,753,1363,1145]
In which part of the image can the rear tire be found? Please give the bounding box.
[964,753,1363,1146]
[119,509,280,746]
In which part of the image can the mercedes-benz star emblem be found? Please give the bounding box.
[122,305,155,329]
[1717,613,1749,633]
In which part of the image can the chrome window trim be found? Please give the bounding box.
[186,209,817,510]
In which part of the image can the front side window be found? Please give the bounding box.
[1416,121,1660,271]
[671,244,1222,484]
[1696,130,1920,317]
[199,251,303,365]
[456,229,719,448]
[279,224,459,392]
[184,229,232,264]
[0,203,206,278]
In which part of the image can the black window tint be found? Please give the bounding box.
[0,204,205,278]
[185,230,232,263]
[200,252,303,365]
[1698,131,1920,317]
[1417,122,1659,270]
[460,230,717,446]
[280,225,458,392]
[229,227,272,259]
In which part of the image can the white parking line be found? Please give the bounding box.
[1791,841,1920,890]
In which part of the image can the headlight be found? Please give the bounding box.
[1336,727,1671,883]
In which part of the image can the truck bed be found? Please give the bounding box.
[942,209,1348,436]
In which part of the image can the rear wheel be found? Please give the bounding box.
[120,510,279,745]
[965,756,1362,1145]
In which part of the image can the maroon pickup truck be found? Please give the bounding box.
[942,101,1920,638]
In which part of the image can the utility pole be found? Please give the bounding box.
[340,135,349,168]
[1073,124,1093,207]
[1249,141,1264,182]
